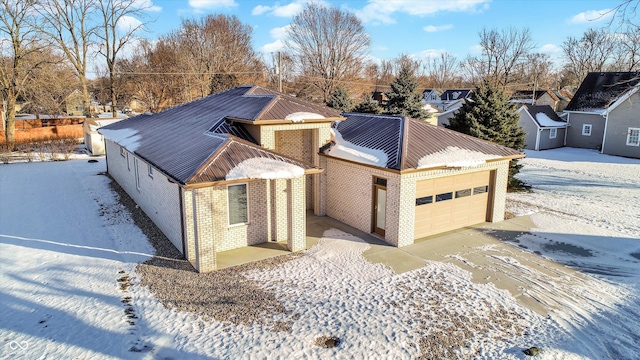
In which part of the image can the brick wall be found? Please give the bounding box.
[322,155,511,247]
[105,140,183,252]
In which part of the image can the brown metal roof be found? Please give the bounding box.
[187,136,319,185]
[322,114,523,171]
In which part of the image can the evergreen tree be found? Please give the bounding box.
[327,86,354,112]
[384,64,429,120]
[447,81,528,191]
[354,94,383,114]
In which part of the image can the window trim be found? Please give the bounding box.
[549,128,557,139]
[227,183,249,227]
[626,127,640,146]
[582,124,592,136]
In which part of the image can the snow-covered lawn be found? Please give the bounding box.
[1,147,639,359]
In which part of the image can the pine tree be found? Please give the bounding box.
[384,64,429,120]
[327,86,354,112]
[354,94,383,114]
[447,81,528,191]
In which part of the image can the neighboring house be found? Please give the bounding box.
[422,89,441,104]
[100,85,522,272]
[436,98,466,127]
[552,89,573,112]
[372,91,388,106]
[83,118,125,155]
[66,90,85,116]
[440,89,472,103]
[510,90,562,111]
[564,72,640,159]
[518,105,568,151]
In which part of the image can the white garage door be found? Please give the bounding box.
[414,171,492,239]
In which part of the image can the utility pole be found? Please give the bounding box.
[277,52,282,92]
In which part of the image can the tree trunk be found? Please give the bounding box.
[110,72,117,118]
[80,74,92,118]
[5,88,17,151]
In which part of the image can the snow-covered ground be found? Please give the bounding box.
[1,147,639,359]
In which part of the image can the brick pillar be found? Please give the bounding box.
[287,176,306,252]
[261,129,276,150]
[193,188,217,272]
[490,161,509,223]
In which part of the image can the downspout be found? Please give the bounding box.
[535,127,542,151]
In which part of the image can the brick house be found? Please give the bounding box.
[100,85,522,272]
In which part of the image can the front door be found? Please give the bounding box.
[373,177,387,236]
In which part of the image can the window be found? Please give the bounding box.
[549,128,557,139]
[416,196,433,206]
[374,177,387,187]
[582,124,592,136]
[435,192,453,202]
[134,158,140,191]
[120,146,126,157]
[228,183,249,226]
[627,127,640,146]
[455,189,472,198]
[473,186,489,195]
[148,165,154,178]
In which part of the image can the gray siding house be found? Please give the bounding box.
[564,72,640,158]
[518,105,568,151]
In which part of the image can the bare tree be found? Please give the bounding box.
[562,28,617,83]
[171,14,264,98]
[287,3,370,103]
[463,27,535,88]
[425,52,458,89]
[0,0,49,149]
[95,0,149,117]
[609,0,640,26]
[22,51,79,117]
[615,26,640,71]
[37,0,97,117]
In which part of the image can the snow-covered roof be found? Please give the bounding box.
[225,158,305,180]
[520,105,568,128]
[320,113,522,171]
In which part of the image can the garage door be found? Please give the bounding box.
[414,171,492,239]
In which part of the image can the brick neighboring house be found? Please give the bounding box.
[100,85,522,272]
[518,105,568,151]
[564,72,640,159]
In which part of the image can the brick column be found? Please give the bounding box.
[490,161,509,223]
[287,176,306,252]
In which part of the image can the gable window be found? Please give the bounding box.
[582,124,592,136]
[228,183,249,226]
[148,165,154,178]
[627,127,640,146]
[549,128,557,139]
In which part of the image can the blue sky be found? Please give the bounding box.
[136,0,626,68]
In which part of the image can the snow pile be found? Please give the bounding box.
[417,146,500,168]
[98,128,141,151]
[285,112,326,123]
[225,157,305,180]
[535,112,568,127]
[326,128,388,167]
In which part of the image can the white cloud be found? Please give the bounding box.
[252,5,271,15]
[261,39,286,53]
[414,48,447,59]
[252,1,323,17]
[117,15,143,33]
[468,44,483,54]
[132,0,161,12]
[188,0,238,10]
[539,43,562,53]
[270,25,292,40]
[423,24,453,32]
[567,9,613,24]
[355,0,490,24]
